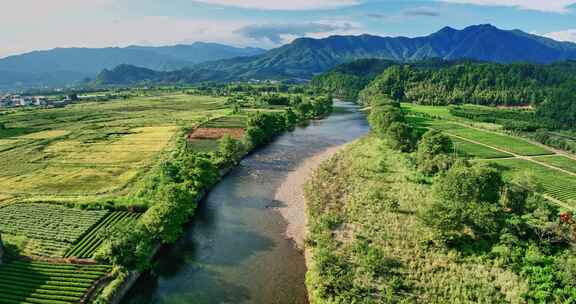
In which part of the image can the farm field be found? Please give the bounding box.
[406,104,552,156]
[481,157,576,204]
[0,94,233,200]
[532,155,576,174]
[0,203,111,257]
[0,261,111,304]
[65,211,140,259]
[405,104,576,207]
[427,121,553,156]
[450,136,513,159]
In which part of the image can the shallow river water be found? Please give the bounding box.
[121,102,369,304]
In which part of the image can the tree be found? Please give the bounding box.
[368,105,404,136]
[416,130,454,175]
[386,122,416,152]
[140,184,196,244]
[421,162,505,242]
[217,134,243,166]
[94,223,154,270]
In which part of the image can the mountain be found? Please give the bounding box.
[0,43,265,88]
[97,24,576,86]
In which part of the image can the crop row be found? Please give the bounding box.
[0,261,110,304]
[0,203,107,243]
[65,211,141,259]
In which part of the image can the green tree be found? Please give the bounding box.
[422,162,505,242]
[386,122,416,152]
[416,130,454,175]
[217,134,243,166]
[368,105,404,136]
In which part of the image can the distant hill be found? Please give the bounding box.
[97,24,576,86]
[0,42,265,88]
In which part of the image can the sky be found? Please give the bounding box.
[1,0,576,58]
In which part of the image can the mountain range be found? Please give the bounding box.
[0,43,265,88]
[4,24,576,88]
[96,24,576,86]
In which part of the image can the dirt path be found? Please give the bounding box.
[274,145,345,250]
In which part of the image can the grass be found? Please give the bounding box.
[203,114,247,128]
[187,139,220,153]
[450,136,513,159]
[305,136,527,303]
[482,158,576,204]
[408,115,552,157]
[429,121,552,156]
[532,155,576,174]
[0,260,111,304]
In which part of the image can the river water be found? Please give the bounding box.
[121,101,369,304]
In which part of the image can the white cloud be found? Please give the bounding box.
[0,0,115,25]
[440,0,576,13]
[544,29,576,42]
[191,0,360,10]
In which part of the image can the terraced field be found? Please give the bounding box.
[0,203,108,257]
[484,158,576,204]
[0,261,110,304]
[65,211,140,259]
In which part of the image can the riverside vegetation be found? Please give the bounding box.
[0,86,332,303]
[306,58,576,303]
[305,101,576,303]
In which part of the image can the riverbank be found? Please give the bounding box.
[274,144,346,250]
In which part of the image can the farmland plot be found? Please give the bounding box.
[484,158,576,204]
[532,155,576,174]
[0,261,110,304]
[0,203,108,257]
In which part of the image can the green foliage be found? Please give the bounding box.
[422,162,505,242]
[386,122,416,152]
[94,222,154,271]
[368,104,404,136]
[416,130,455,175]
[216,134,244,167]
[140,184,198,244]
[537,83,576,129]
[311,59,396,100]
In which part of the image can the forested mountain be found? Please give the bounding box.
[96,24,576,86]
[0,43,264,88]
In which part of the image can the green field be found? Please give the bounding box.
[0,203,109,257]
[0,94,231,199]
[429,121,553,156]
[65,211,140,259]
[0,261,110,304]
[483,158,576,204]
[451,136,513,159]
[532,155,576,174]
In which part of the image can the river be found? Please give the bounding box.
[121,101,369,304]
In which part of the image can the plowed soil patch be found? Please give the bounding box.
[187,128,245,140]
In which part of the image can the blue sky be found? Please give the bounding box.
[1,0,576,58]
